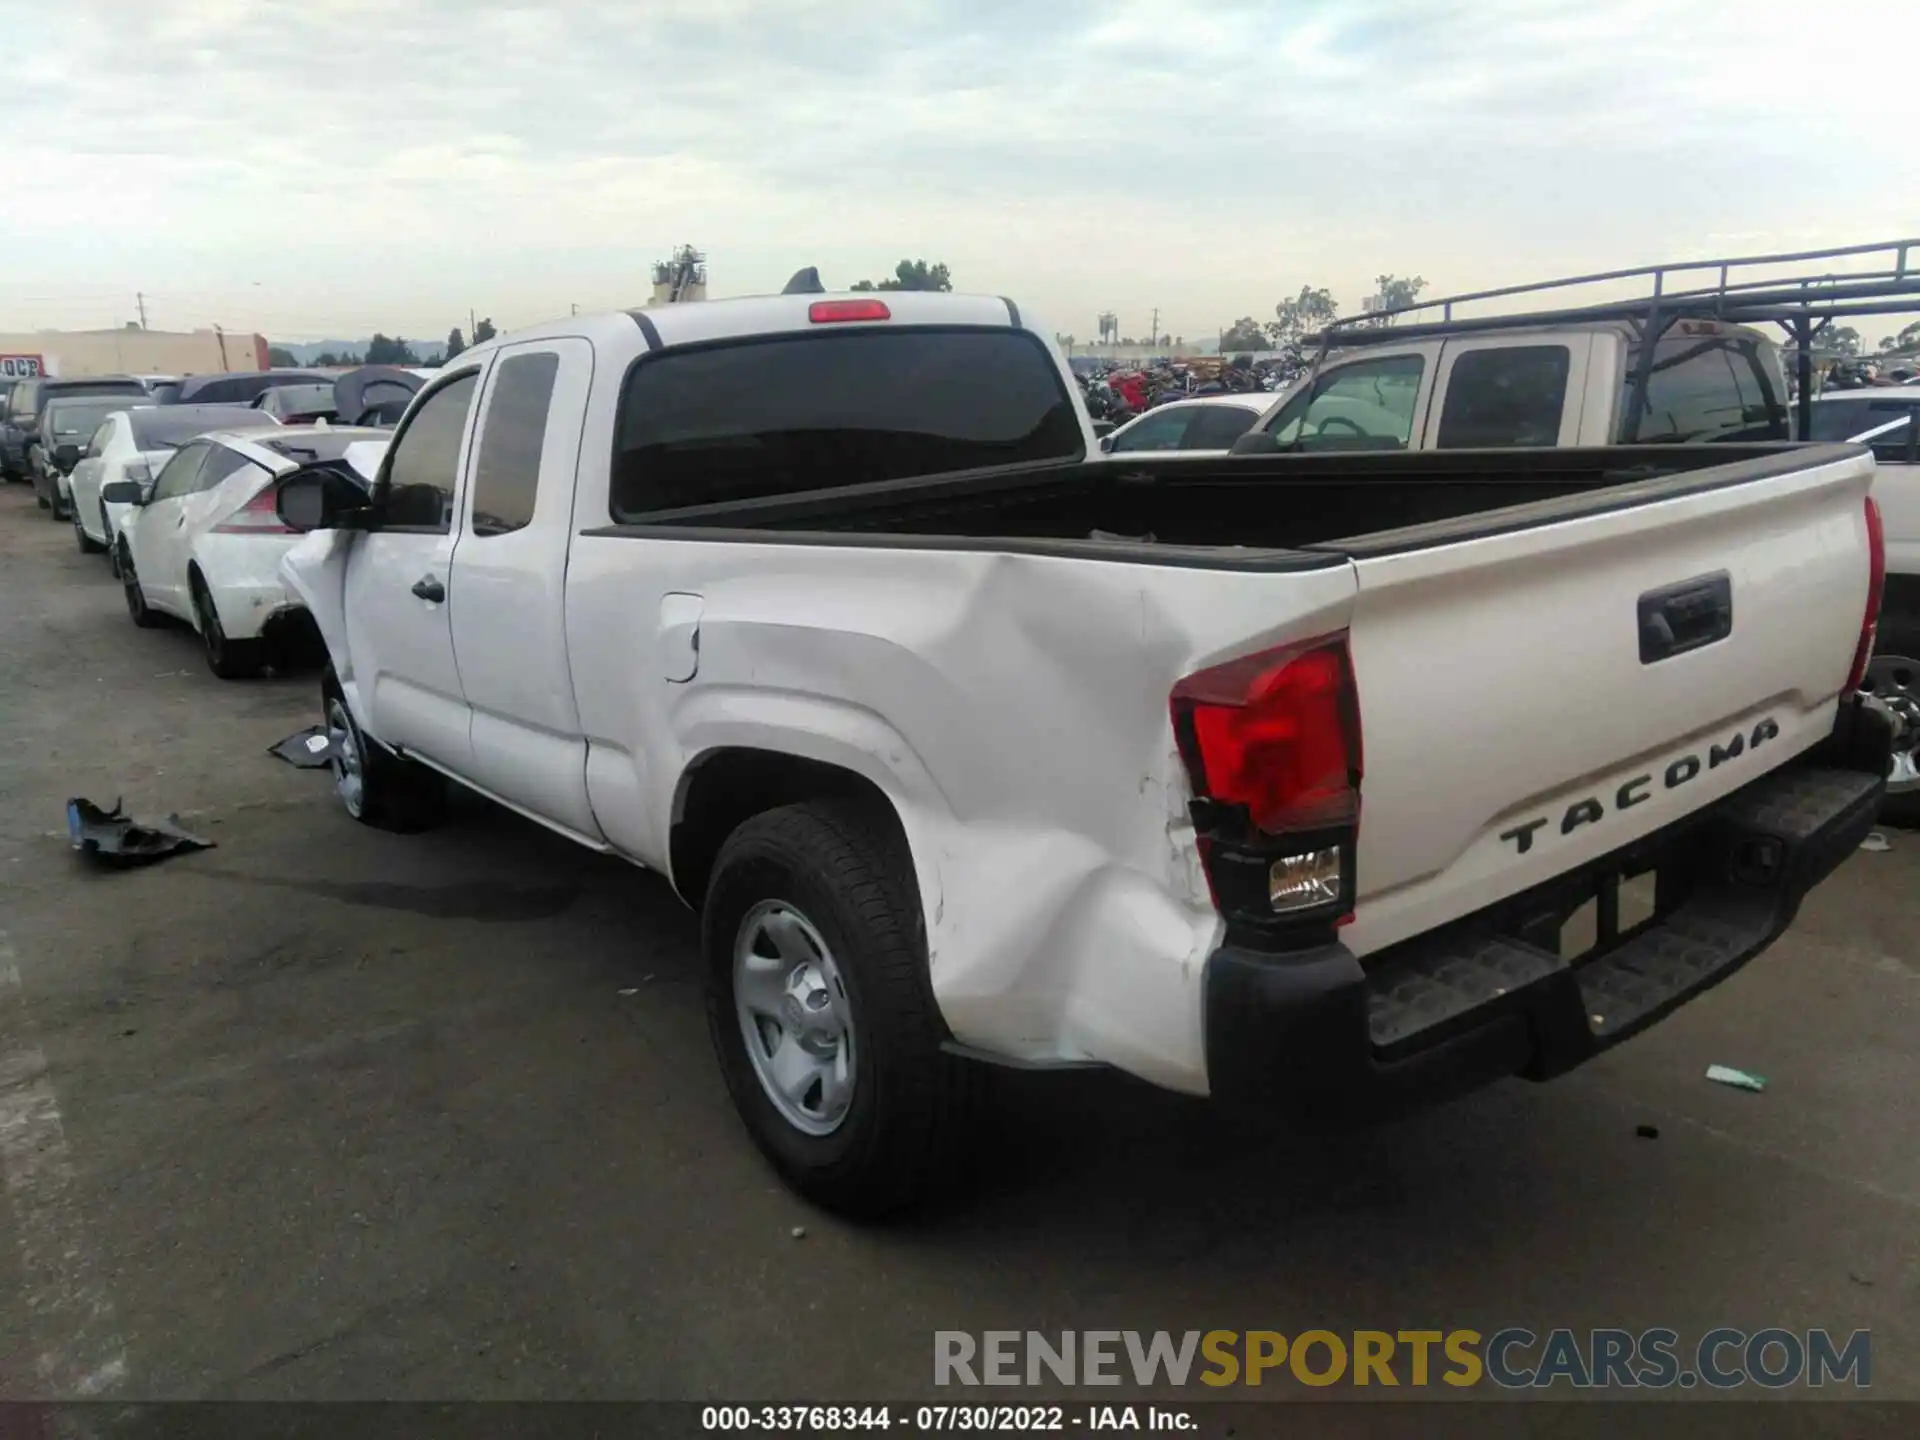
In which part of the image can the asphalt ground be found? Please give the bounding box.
[0,481,1914,1419]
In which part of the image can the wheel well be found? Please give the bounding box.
[670,748,910,909]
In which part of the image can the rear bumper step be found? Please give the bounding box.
[1203,702,1890,1121]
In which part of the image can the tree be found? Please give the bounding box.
[446,327,466,359]
[315,352,339,367]
[266,345,298,366]
[473,317,498,344]
[1265,285,1340,347]
[1884,320,1920,355]
[1221,317,1268,351]
[1361,273,1428,328]
[365,333,419,365]
[855,259,953,292]
[1821,326,1862,358]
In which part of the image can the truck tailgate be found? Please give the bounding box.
[1336,447,1876,959]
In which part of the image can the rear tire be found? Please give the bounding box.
[321,668,447,832]
[191,573,267,679]
[119,543,162,629]
[702,798,978,1218]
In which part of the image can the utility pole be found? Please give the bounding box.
[214,324,229,369]
[570,302,578,316]
[469,307,477,341]
[136,292,148,330]
[1149,308,1159,347]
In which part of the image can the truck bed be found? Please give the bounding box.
[609,443,1864,563]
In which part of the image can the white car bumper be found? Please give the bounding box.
[191,533,311,641]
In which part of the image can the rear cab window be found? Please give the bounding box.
[609,328,1083,519]
[470,351,561,535]
[1620,332,1788,443]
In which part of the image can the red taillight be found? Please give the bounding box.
[809,299,891,324]
[212,485,294,534]
[1845,495,1885,691]
[1171,638,1362,834]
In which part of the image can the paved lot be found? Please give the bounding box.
[0,480,1915,1406]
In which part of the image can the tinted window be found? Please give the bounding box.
[1436,346,1570,448]
[44,399,141,438]
[1111,408,1195,453]
[1268,355,1425,450]
[610,329,1083,518]
[196,446,264,492]
[130,406,273,449]
[1806,397,1920,441]
[381,374,477,529]
[1183,405,1259,450]
[1624,335,1788,443]
[471,352,560,536]
[151,443,210,502]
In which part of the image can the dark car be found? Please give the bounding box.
[3,376,148,483]
[31,394,154,518]
[330,365,426,426]
[166,369,332,406]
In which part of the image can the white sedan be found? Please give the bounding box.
[1095,393,1271,456]
[105,426,388,678]
[69,404,280,559]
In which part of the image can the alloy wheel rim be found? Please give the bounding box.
[732,900,857,1136]
[1865,654,1920,791]
[326,698,365,816]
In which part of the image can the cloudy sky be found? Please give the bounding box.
[2,0,1913,346]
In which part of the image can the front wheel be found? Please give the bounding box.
[1864,630,1919,828]
[119,544,162,628]
[702,799,978,1218]
[321,669,446,832]
[73,507,104,554]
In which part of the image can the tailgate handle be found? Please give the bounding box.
[1638,571,1732,664]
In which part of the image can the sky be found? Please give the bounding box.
[1,0,1915,347]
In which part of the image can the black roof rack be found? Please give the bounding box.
[1302,238,1920,440]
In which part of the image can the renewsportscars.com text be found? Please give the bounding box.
[933,1328,1870,1391]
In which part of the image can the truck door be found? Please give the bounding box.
[344,369,481,769]
[1422,334,1594,449]
[446,337,602,841]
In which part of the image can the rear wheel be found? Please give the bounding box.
[119,543,162,629]
[321,668,447,832]
[702,799,978,1218]
[191,572,267,679]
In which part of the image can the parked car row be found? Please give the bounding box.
[16,369,416,678]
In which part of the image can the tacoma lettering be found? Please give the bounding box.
[1499,717,1778,855]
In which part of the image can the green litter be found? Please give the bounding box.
[1705,1064,1767,1093]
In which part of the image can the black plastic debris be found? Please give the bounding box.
[66,797,215,868]
[268,725,338,769]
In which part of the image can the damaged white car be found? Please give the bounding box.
[104,427,388,677]
[275,286,1893,1216]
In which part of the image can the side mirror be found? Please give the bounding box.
[1098,434,1116,453]
[1229,431,1281,456]
[54,444,80,470]
[101,480,150,506]
[276,465,372,533]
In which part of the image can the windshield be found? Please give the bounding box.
[610,328,1084,518]
[45,399,140,437]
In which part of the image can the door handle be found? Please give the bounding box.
[411,574,446,603]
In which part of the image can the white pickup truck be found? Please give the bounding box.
[276,290,1893,1216]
